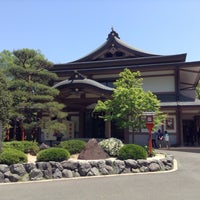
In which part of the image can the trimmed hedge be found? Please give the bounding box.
[59,139,86,154]
[0,148,28,165]
[2,141,39,155]
[36,148,70,162]
[118,144,148,160]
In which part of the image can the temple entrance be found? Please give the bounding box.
[111,121,124,141]
[84,111,105,138]
[183,120,195,146]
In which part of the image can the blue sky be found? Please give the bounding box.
[1,0,200,63]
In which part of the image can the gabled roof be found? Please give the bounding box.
[53,71,113,95]
[70,28,186,63]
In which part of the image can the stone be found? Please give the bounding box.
[10,164,26,176]
[36,162,52,171]
[105,165,114,174]
[43,169,53,179]
[131,168,140,173]
[137,159,149,167]
[139,166,149,172]
[52,168,62,179]
[62,169,73,178]
[78,138,109,160]
[24,163,36,173]
[4,171,20,182]
[39,143,49,150]
[0,172,4,183]
[105,159,113,166]
[61,160,79,170]
[87,167,100,176]
[113,160,125,174]
[21,174,30,182]
[73,171,80,177]
[50,161,63,172]
[78,161,91,176]
[29,169,43,181]
[125,159,138,169]
[0,165,9,173]
[149,163,160,172]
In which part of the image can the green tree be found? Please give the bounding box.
[0,50,15,78]
[196,81,200,99]
[0,71,12,125]
[0,70,12,151]
[94,68,165,143]
[7,49,67,140]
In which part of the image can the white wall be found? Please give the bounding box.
[143,76,175,93]
[129,133,177,147]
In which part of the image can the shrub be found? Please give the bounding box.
[59,139,86,154]
[22,141,40,155]
[118,144,148,160]
[0,148,27,165]
[99,137,124,157]
[2,141,39,155]
[143,145,156,157]
[36,148,70,162]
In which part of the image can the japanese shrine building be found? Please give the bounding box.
[50,29,200,146]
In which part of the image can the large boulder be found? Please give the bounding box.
[78,138,109,160]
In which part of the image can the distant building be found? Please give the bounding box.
[50,29,200,146]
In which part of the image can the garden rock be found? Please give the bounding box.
[149,162,161,172]
[125,159,138,168]
[10,164,26,176]
[50,161,63,172]
[4,171,20,182]
[0,172,4,183]
[0,164,9,173]
[78,138,109,160]
[87,167,100,176]
[29,168,43,181]
[113,160,125,174]
[78,161,91,176]
[53,168,62,179]
[62,169,73,178]
[24,163,36,173]
[61,160,79,170]
[36,162,52,171]
[39,143,49,150]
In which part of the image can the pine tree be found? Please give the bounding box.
[7,49,67,141]
[0,70,12,150]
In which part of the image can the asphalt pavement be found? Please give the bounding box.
[0,147,200,200]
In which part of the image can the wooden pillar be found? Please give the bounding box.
[79,108,84,138]
[177,106,183,145]
[105,120,111,138]
[124,128,129,144]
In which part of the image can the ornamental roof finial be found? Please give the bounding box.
[107,27,120,40]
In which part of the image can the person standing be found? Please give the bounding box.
[157,129,164,148]
[152,132,158,148]
[164,130,170,149]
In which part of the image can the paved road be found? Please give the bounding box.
[0,148,200,200]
